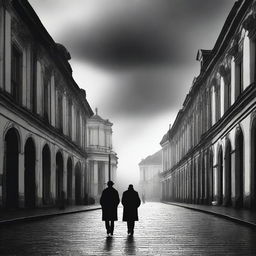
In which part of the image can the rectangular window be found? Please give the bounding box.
[43,77,49,122]
[58,94,63,132]
[76,110,80,144]
[31,46,37,112]
[68,99,72,138]
[227,82,231,109]
[235,58,243,99]
[11,44,22,103]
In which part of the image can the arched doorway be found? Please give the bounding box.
[224,139,231,206]
[4,128,20,208]
[67,157,73,204]
[251,118,256,208]
[75,162,82,205]
[24,138,36,208]
[42,144,51,205]
[217,146,223,205]
[56,151,64,202]
[235,128,244,208]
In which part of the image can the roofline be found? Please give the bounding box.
[13,0,94,117]
[166,0,249,140]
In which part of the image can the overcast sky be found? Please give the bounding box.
[28,0,235,187]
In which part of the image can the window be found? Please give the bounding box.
[31,46,37,112]
[235,58,243,99]
[11,44,22,103]
[76,110,80,144]
[43,77,50,122]
[68,99,72,138]
[58,93,63,132]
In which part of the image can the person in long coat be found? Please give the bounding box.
[121,184,141,236]
[100,181,120,236]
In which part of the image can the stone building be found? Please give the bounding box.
[139,150,162,201]
[86,109,118,202]
[0,0,94,208]
[160,0,256,209]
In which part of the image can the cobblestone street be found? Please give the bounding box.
[0,202,256,255]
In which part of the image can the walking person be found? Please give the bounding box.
[100,181,120,236]
[122,184,141,236]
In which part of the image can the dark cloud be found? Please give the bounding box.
[58,0,235,68]
[99,66,192,118]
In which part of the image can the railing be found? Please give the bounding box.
[86,145,112,153]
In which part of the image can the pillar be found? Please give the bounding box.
[18,151,25,208]
[22,46,27,107]
[104,161,109,184]
[231,150,236,206]
[243,33,250,90]
[93,161,98,197]
[36,140,42,206]
[231,57,236,105]
[220,77,225,117]
[36,61,42,115]
[50,75,56,127]
[63,156,67,198]
[0,5,4,89]
[51,147,56,202]
[4,9,11,93]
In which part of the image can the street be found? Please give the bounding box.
[0,202,256,255]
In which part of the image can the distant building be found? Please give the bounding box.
[160,0,256,210]
[86,109,118,202]
[0,0,94,208]
[139,150,162,201]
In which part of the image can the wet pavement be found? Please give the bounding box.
[0,204,101,224]
[0,202,256,255]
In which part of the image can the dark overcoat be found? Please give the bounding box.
[100,187,120,221]
[122,189,141,221]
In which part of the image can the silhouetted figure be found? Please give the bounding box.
[122,184,141,236]
[100,181,120,236]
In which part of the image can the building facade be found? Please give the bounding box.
[139,150,162,201]
[0,0,94,208]
[160,0,256,209]
[86,109,118,203]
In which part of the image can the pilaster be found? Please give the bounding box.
[18,151,25,208]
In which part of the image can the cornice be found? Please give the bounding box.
[161,81,256,178]
[0,90,88,158]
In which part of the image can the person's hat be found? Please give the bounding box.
[107,180,114,186]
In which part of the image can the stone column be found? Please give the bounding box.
[50,75,56,127]
[36,140,42,207]
[62,92,67,136]
[51,147,56,202]
[93,161,98,198]
[230,57,236,105]
[104,162,108,183]
[18,150,25,208]
[242,33,250,90]
[249,37,255,84]
[72,104,75,141]
[220,77,225,118]
[36,61,42,115]
[0,6,4,90]
[22,47,27,107]
[4,9,11,93]
[63,155,67,199]
[231,150,236,206]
